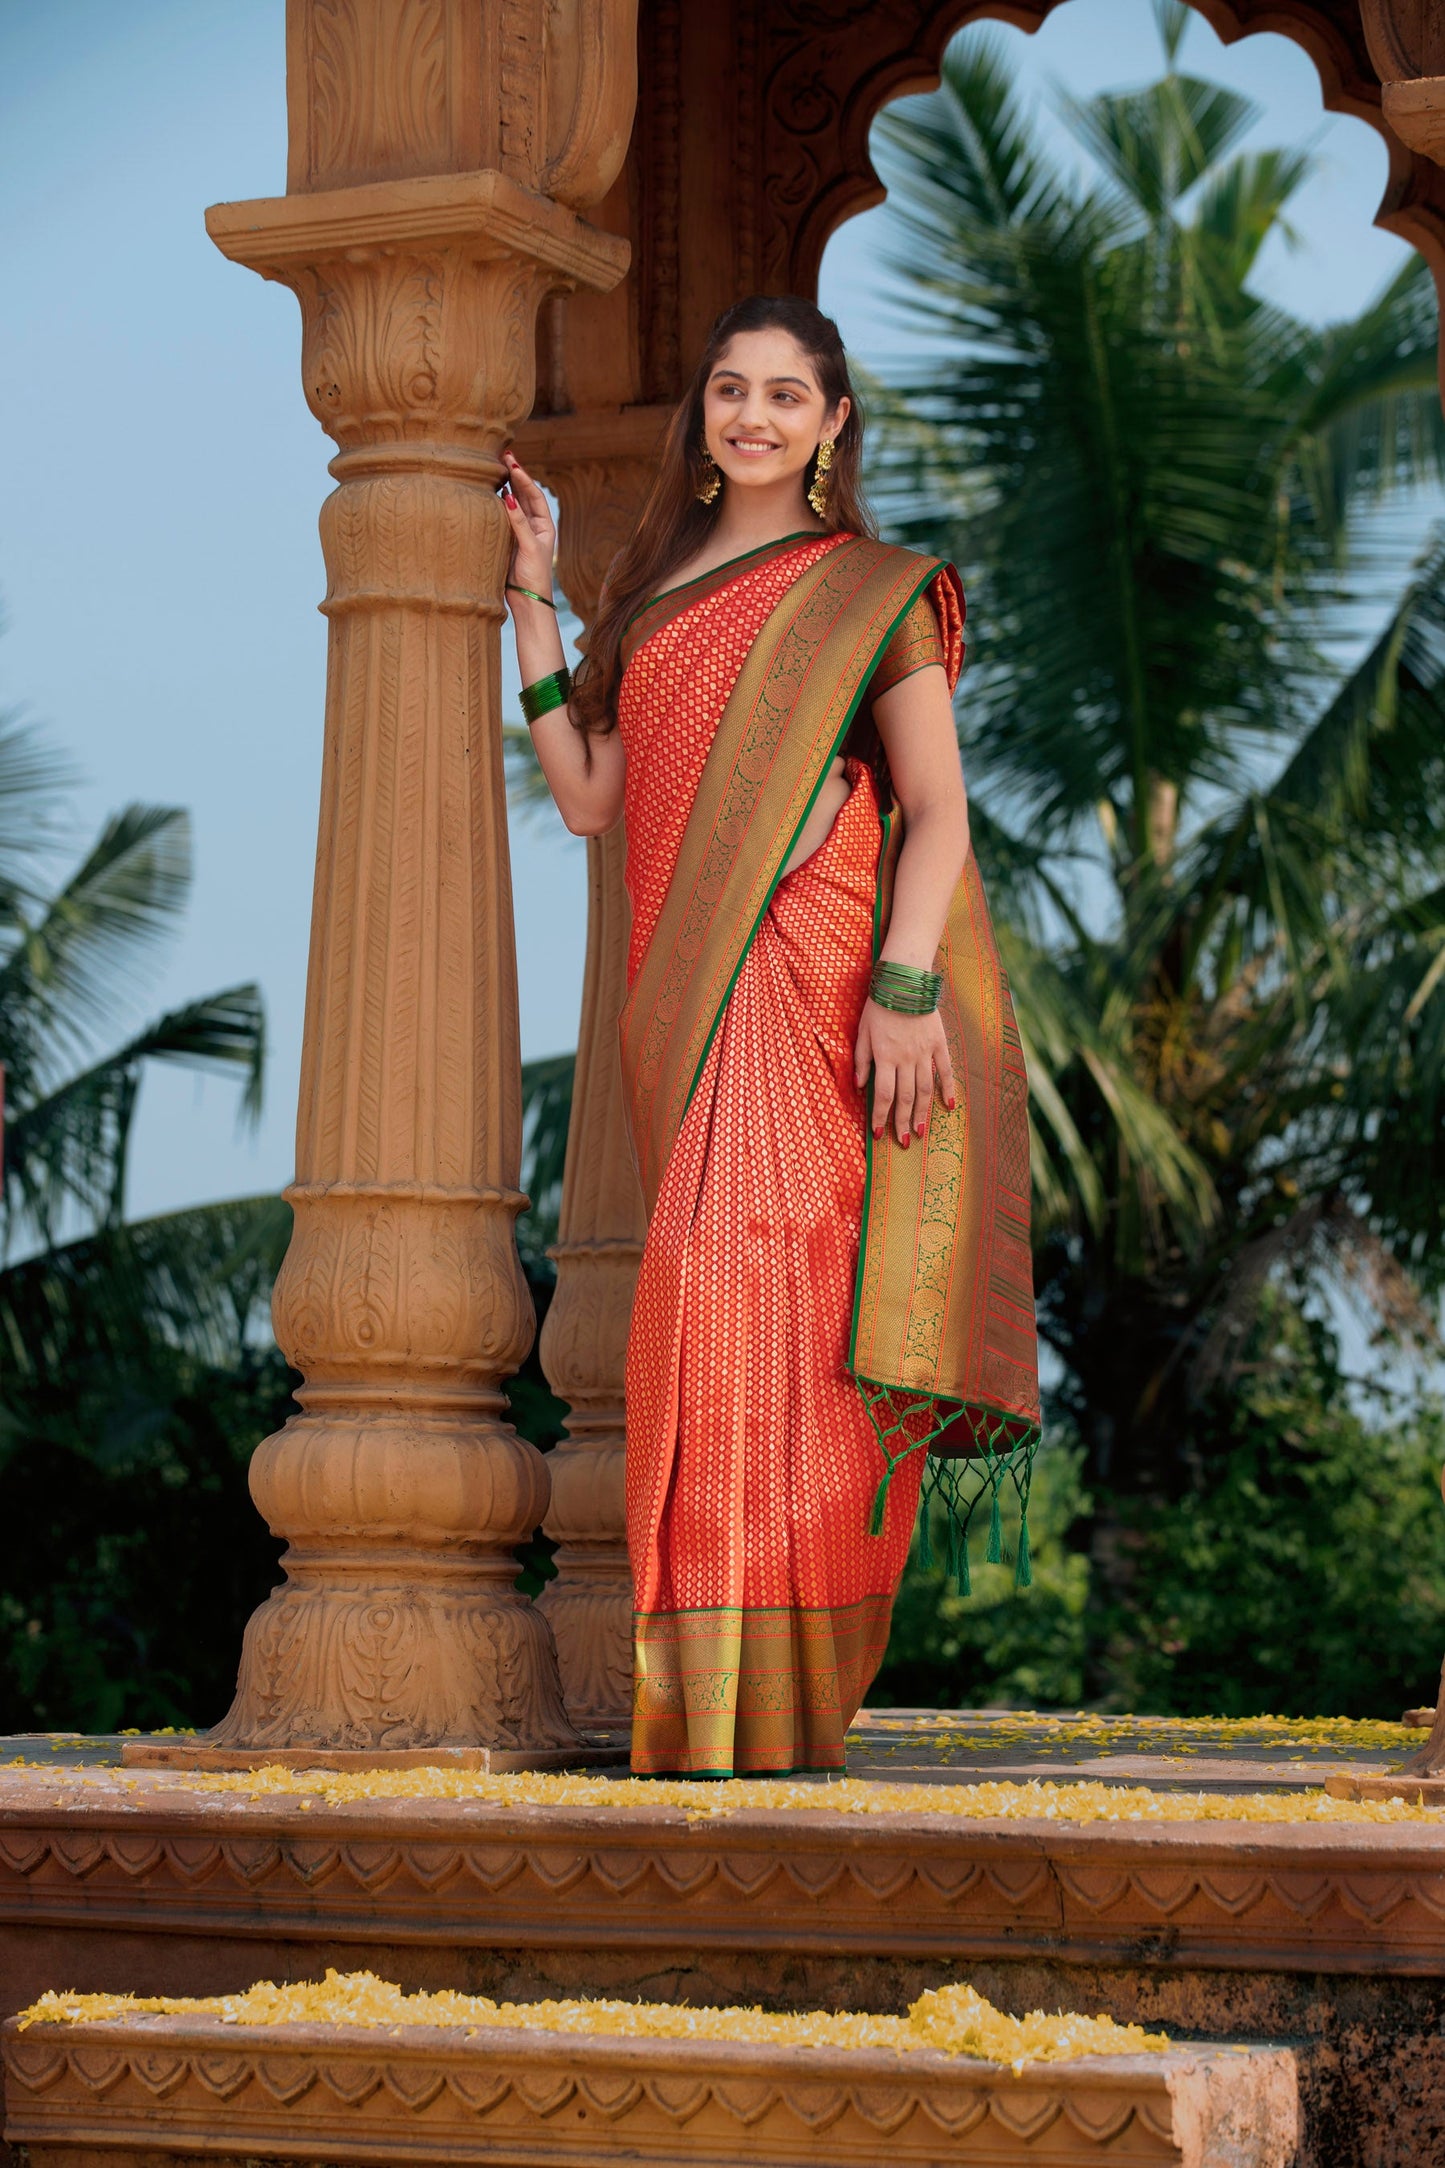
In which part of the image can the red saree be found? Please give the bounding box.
[617,532,1039,1776]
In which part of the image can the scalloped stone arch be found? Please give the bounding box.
[770,0,1445,380]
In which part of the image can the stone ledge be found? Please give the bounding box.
[119,1741,629,1775]
[3,1767,1445,1978]
[2,2011,1299,2167]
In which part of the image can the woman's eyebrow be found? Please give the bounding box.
[707,369,813,389]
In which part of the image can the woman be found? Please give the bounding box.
[501,295,1039,1778]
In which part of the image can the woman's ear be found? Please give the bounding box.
[822,393,852,441]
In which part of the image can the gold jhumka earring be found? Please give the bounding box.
[696,446,722,504]
[808,437,836,518]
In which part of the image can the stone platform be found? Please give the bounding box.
[0,1714,1441,2166]
[3,2006,1299,2167]
[9,1704,1414,1793]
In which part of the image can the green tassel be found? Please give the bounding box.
[868,1463,893,1537]
[986,1484,1003,1565]
[1015,1508,1033,1590]
[918,1494,935,1571]
[947,1510,970,1594]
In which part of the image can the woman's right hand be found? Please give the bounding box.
[499,452,558,601]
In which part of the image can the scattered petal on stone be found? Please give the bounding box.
[131,1764,1445,1827]
[16,1969,1170,2067]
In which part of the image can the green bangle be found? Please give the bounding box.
[520,667,571,725]
[507,584,557,611]
[870,960,943,1015]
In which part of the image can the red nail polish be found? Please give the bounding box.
[503,488,517,506]
[947,1097,957,1112]
[915,1123,926,1138]
[872,1125,884,1140]
[901,1134,910,1151]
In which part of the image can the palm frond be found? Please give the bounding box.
[1186,147,1311,301]
[874,37,1064,242]
[2,986,265,1249]
[1180,521,1445,981]
[0,805,193,1093]
[1003,931,1218,1246]
[0,1193,293,1389]
[0,712,79,919]
[1058,73,1259,223]
[1293,255,1445,524]
[518,1052,577,1263]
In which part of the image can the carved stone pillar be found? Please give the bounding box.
[149,2,636,1766]
[511,407,667,1730]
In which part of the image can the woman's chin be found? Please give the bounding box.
[718,461,805,494]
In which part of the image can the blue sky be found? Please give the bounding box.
[0,0,1422,1221]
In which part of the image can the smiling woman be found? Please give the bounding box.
[496,294,1041,1779]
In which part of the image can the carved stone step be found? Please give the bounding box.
[4,2009,1298,2167]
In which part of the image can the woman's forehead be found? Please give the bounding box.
[710,329,819,386]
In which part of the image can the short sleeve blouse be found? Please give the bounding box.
[869,587,947,698]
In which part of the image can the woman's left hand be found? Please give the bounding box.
[854,999,956,1147]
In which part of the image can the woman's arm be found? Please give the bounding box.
[853,660,970,1146]
[499,454,626,838]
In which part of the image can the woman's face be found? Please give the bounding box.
[701,328,849,504]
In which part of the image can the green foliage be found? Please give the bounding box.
[1096,1305,1445,1717]
[516,1052,576,1280]
[0,1198,570,1728]
[869,1441,1091,1709]
[875,1301,1445,1718]
[0,1204,297,1732]
[0,668,282,1731]
[867,27,1445,1511]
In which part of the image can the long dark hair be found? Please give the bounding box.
[570,295,875,736]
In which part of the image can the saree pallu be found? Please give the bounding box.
[617,533,1040,1777]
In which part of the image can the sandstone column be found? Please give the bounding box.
[511,407,666,1729]
[185,2,636,1763]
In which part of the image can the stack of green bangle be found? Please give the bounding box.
[870,960,943,1014]
[520,666,572,725]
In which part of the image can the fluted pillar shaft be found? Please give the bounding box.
[512,410,666,1728]
[190,2,635,1762]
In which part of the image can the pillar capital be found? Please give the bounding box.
[206,176,629,471]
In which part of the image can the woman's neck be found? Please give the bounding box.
[709,484,824,557]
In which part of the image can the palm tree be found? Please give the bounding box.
[0,710,265,1258]
[864,4,1445,1540]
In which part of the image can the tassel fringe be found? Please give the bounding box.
[861,1382,1041,1600]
